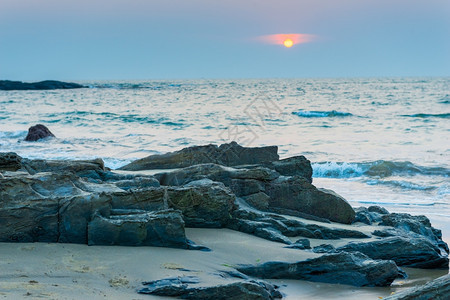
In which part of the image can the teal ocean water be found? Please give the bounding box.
[1,77,449,242]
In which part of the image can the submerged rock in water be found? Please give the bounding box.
[237,251,401,287]
[0,80,85,90]
[24,124,55,141]
[384,273,450,300]
[119,141,279,171]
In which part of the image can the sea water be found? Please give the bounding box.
[1,77,449,244]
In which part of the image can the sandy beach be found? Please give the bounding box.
[1,225,448,300]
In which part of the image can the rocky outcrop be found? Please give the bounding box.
[338,236,449,269]
[264,176,355,224]
[384,274,450,300]
[0,152,22,171]
[24,124,56,141]
[166,181,236,228]
[87,209,190,248]
[155,163,355,224]
[0,146,448,296]
[237,252,401,287]
[120,142,279,171]
[138,276,282,299]
[228,206,368,244]
[0,169,229,249]
[0,80,85,90]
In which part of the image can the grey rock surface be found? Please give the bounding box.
[237,252,401,287]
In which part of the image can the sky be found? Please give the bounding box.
[0,0,449,80]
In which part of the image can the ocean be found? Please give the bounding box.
[1,77,449,244]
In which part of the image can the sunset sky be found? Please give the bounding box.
[0,0,449,80]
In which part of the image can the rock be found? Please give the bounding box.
[22,157,105,176]
[384,274,450,300]
[265,176,355,224]
[353,207,384,225]
[0,152,22,171]
[181,281,279,300]
[155,163,279,189]
[237,252,401,287]
[230,206,368,244]
[254,227,292,245]
[166,182,236,228]
[338,236,449,269]
[266,156,313,183]
[24,124,55,141]
[119,142,279,171]
[285,238,311,250]
[312,244,337,253]
[0,80,85,90]
[0,176,60,242]
[87,209,190,248]
[268,207,331,223]
[139,276,281,299]
[140,276,200,297]
[367,205,389,214]
[0,169,233,245]
[241,192,270,210]
[379,212,449,254]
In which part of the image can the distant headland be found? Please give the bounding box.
[0,80,85,90]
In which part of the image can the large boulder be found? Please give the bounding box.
[119,142,279,171]
[265,156,313,183]
[88,209,189,248]
[237,252,400,287]
[0,172,84,242]
[24,124,56,141]
[166,182,236,227]
[338,236,449,269]
[265,176,355,224]
[0,80,85,90]
[384,274,450,300]
[22,157,105,176]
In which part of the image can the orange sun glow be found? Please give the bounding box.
[256,33,317,48]
[283,39,294,48]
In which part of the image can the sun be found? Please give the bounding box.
[283,38,294,48]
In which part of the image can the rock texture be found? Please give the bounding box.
[0,80,85,90]
[0,152,22,171]
[338,236,449,269]
[384,274,450,300]
[237,252,401,287]
[155,163,354,224]
[138,276,282,299]
[24,124,56,141]
[120,142,279,171]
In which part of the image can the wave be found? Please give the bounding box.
[401,113,450,119]
[366,179,436,191]
[292,110,353,118]
[0,130,27,139]
[312,160,449,178]
[43,111,188,127]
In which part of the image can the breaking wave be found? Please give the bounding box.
[312,160,449,178]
